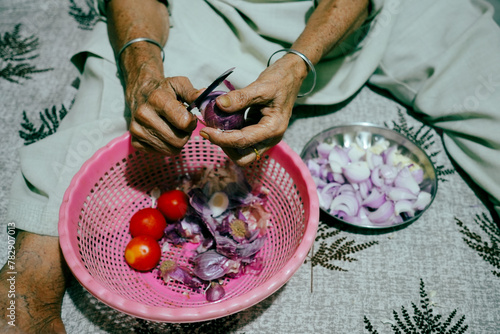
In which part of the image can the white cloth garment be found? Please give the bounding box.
[7,0,500,236]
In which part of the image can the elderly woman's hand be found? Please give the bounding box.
[198,53,308,166]
[126,74,202,156]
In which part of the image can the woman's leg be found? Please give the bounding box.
[0,231,69,333]
[3,54,126,331]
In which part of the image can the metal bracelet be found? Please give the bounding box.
[267,48,317,98]
[116,37,165,77]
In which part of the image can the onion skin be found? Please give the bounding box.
[368,200,395,224]
[192,250,240,281]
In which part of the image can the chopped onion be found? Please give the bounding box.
[394,200,415,217]
[328,146,349,173]
[317,142,333,159]
[319,182,340,209]
[370,166,384,188]
[368,200,395,224]
[382,146,397,165]
[201,92,246,130]
[306,160,321,178]
[394,166,420,195]
[358,179,372,199]
[413,191,432,210]
[305,139,432,226]
[366,150,383,170]
[380,165,398,185]
[387,187,418,201]
[329,193,359,217]
[362,188,386,209]
[342,161,370,183]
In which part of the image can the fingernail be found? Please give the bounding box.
[218,95,231,108]
[200,131,209,140]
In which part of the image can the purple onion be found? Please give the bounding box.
[306,160,321,178]
[319,182,340,209]
[342,161,371,184]
[358,179,373,199]
[347,144,366,162]
[329,193,360,217]
[394,166,420,195]
[332,172,345,183]
[387,187,418,201]
[382,146,397,165]
[205,282,226,302]
[192,250,241,281]
[328,146,350,173]
[200,91,245,131]
[370,166,384,188]
[337,184,356,196]
[366,151,383,169]
[317,142,333,159]
[380,165,398,184]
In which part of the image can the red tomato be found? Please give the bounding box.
[124,235,161,272]
[157,190,189,222]
[129,207,166,240]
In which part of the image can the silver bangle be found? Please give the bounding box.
[267,48,317,97]
[116,37,165,77]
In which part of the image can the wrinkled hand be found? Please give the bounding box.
[199,55,307,166]
[127,75,202,156]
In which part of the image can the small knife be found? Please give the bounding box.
[186,67,235,112]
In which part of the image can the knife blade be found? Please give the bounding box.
[186,67,235,112]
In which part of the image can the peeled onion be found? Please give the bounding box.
[199,80,246,130]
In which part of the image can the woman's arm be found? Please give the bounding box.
[292,0,370,65]
[107,0,168,82]
[200,0,370,166]
[106,0,201,155]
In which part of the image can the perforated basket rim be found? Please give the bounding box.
[59,127,319,323]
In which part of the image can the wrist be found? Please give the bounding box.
[267,48,317,97]
[281,52,309,80]
[119,41,164,84]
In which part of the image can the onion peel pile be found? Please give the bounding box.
[154,161,270,302]
[306,138,432,226]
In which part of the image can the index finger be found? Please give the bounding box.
[154,77,203,131]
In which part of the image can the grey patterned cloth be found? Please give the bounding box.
[1,1,500,333]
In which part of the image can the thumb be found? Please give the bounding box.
[216,88,262,113]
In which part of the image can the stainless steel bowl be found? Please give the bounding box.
[300,123,438,229]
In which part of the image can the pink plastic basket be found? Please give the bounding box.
[59,124,319,323]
